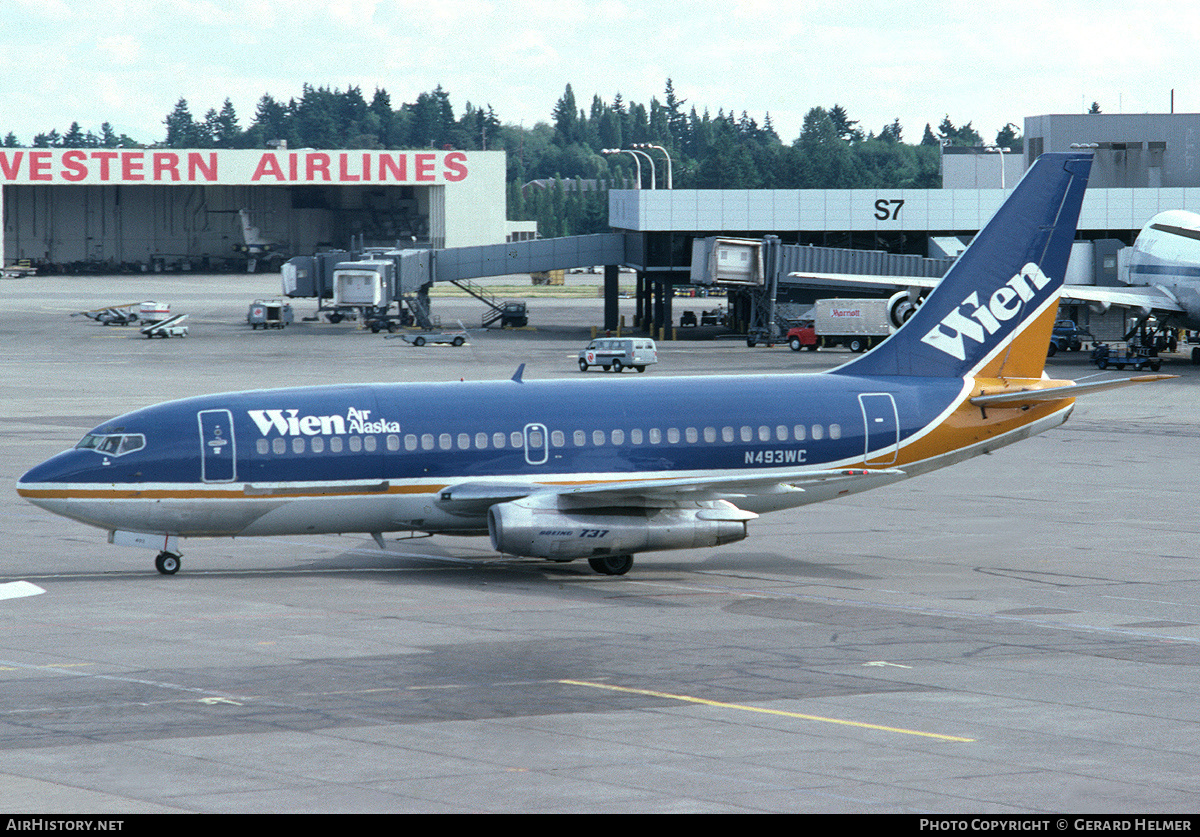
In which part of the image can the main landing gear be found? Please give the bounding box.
[588,555,634,576]
[155,551,181,575]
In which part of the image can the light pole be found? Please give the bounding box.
[633,143,673,189]
[602,148,655,189]
[984,145,1010,189]
[627,148,656,189]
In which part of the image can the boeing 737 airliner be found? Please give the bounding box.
[16,152,1165,576]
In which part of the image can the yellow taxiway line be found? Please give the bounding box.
[559,679,975,743]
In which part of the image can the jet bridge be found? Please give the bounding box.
[283,233,631,330]
[689,236,955,343]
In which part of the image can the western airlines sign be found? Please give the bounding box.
[0,149,472,185]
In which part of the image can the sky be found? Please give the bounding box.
[2,0,1197,147]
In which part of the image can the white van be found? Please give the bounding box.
[578,338,658,372]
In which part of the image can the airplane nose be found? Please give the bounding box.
[18,450,86,486]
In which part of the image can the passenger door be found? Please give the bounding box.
[858,394,899,465]
[198,409,237,482]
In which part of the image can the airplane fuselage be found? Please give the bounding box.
[16,370,1070,540]
[1127,209,1200,328]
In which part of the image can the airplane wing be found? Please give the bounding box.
[1058,284,1184,315]
[789,270,1186,317]
[788,271,938,291]
[437,468,908,515]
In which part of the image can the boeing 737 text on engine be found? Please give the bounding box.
[17,153,1169,576]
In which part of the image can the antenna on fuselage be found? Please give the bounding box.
[511,363,526,383]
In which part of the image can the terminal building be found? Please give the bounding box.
[4,113,1199,338]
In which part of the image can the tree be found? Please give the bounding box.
[1089,102,1102,114]
[937,115,983,147]
[828,104,862,142]
[164,98,202,147]
[879,118,903,144]
[995,123,1021,152]
[664,78,688,146]
[210,99,241,147]
[552,84,578,145]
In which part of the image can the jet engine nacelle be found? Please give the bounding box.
[487,495,751,559]
[887,290,921,329]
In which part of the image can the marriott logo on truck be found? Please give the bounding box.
[921,262,1052,360]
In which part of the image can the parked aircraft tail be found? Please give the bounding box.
[833,152,1093,380]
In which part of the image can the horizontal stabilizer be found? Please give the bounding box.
[970,375,1176,407]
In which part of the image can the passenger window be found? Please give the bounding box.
[592,429,605,446]
[439,433,452,450]
[703,427,716,443]
[758,426,771,442]
[384,436,398,452]
[330,437,344,453]
[405,434,418,451]
[476,432,488,449]
[740,426,753,443]
[349,436,363,452]
[272,438,286,454]
[312,437,326,453]
[630,429,643,445]
[493,432,506,448]
[257,439,269,455]
[292,438,305,454]
[458,433,471,450]
[510,431,522,448]
[794,425,806,441]
[811,425,824,440]
[611,429,624,445]
[722,427,734,443]
[573,430,586,446]
[364,436,377,452]
[422,434,435,450]
[685,428,698,443]
[776,425,788,441]
[829,424,841,440]
[667,428,680,444]
[649,428,662,444]
[551,430,565,447]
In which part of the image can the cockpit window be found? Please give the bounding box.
[76,433,145,457]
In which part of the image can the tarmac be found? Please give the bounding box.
[1,272,1198,813]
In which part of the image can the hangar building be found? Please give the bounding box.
[0,148,507,272]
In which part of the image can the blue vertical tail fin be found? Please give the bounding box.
[832,152,1093,379]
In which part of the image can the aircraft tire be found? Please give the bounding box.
[588,555,633,576]
[155,552,181,575]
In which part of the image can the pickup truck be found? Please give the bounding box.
[1047,320,1093,356]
